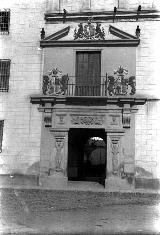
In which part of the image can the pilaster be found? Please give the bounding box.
[105,130,134,190]
[40,128,69,188]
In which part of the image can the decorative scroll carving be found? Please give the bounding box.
[123,104,131,128]
[44,111,52,127]
[42,68,69,96]
[74,19,105,40]
[123,112,131,128]
[71,115,104,125]
[107,66,136,96]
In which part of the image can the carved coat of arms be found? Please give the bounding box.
[42,68,69,95]
[107,66,136,96]
[74,19,105,40]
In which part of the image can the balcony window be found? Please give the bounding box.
[0,60,11,92]
[0,10,10,34]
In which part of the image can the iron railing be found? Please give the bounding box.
[42,75,136,97]
[66,84,107,96]
[0,60,11,92]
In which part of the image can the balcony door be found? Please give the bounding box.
[75,51,101,96]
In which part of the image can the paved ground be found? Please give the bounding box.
[0,187,160,234]
[1,204,160,234]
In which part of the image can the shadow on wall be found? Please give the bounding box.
[26,161,40,175]
[0,162,40,187]
[135,166,153,178]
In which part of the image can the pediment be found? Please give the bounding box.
[40,23,139,47]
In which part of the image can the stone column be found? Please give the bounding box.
[49,129,69,187]
[105,130,124,189]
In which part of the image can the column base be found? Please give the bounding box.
[105,175,134,191]
[39,172,68,189]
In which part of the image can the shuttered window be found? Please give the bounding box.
[75,51,101,95]
[0,60,11,92]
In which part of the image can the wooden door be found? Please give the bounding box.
[75,51,101,96]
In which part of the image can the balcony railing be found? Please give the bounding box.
[42,75,136,97]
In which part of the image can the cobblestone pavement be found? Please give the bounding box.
[0,188,160,234]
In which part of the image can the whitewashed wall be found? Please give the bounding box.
[0,0,46,174]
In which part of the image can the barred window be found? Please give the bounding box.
[0,10,10,34]
[0,120,4,153]
[0,60,11,92]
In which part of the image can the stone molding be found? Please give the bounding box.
[40,39,140,48]
[44,10,160,23]
[30,95,147,106]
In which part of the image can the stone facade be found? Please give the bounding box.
[0,0,160,190]
[46,0,160,12]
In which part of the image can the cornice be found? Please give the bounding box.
[45,10,160,23]
[30,95,147,106]
[40,39,140,47]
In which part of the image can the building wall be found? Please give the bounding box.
[46,0,160,12]
[44,46,136,79]
[0,0,160,185]
[0,0,46,175]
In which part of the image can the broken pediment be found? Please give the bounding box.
[40,23,140,47]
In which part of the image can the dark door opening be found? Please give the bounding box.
[75,51,101,96]
[68,128,106,185]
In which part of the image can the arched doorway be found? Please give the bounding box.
[68,128,106,185]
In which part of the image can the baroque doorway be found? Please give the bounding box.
[68,128,106,185]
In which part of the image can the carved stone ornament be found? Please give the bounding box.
[42,68,69,96]
[56,114,66,124]
[109,115,119,126]
[107,66,136,96]
[44,111,52,127]
[123,105,131,128]
[74,18,105,40]
[110,138,120,175]
[123,112,131,128]
[54,137,64,172]
[71,115,104,125]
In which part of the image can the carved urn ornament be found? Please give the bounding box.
[74,18,105,40]
[42,68,69,95]
[107,66,136,96]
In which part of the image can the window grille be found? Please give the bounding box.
[0,60,11,92]
[0,9,10,34]
[0,120,4,153]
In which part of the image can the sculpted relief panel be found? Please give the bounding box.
[70,115,104,126]
[52,113,123,129]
